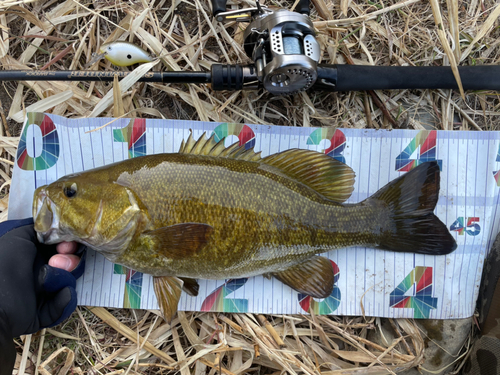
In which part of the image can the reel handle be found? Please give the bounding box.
[296,0,310,15]
[315,64,500,92]
[211,0,227,16]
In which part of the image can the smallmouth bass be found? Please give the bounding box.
[33,132,457,322]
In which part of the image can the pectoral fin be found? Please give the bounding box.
[145,223,213,260]
[153,276,183,323]
[180,277,199,296]
[272,256,334,298]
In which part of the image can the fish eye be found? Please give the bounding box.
[63,183,77,198]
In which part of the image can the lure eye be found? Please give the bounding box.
[127,54,132,59]
[63,183,77,198]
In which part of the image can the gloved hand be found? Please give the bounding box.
[0,218,85,375]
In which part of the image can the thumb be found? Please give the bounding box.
[38,287,78,329]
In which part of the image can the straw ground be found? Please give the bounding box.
[0,0,498,373]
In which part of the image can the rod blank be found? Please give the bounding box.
[0,70,211,84]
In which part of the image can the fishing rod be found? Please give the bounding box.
[1,0,500,95]
[3,65,500,93]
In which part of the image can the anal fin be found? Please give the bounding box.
[180,277,199,296]
[153,276,183,323]
[272,256,334,298]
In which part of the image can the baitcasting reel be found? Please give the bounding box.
[213,2,321,94]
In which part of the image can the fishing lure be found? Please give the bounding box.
[88,41,154,67]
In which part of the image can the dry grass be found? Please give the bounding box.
[24,309,428,374]
[0,0,498,373]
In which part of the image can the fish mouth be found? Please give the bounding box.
[33,187,66,244]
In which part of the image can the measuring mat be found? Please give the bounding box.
[9,113,500,319]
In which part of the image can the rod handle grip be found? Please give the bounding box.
[315,64,500,92]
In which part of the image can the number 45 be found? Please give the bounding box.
[450,217,481,236]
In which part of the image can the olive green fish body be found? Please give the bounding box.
[109,153,387,278]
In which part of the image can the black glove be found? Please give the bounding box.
[0,218,85,375]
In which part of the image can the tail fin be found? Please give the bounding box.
[372,161,457,255]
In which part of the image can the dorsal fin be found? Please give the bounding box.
[262,149,355,203]
[178,131,262,161]
[178,131,355,202]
